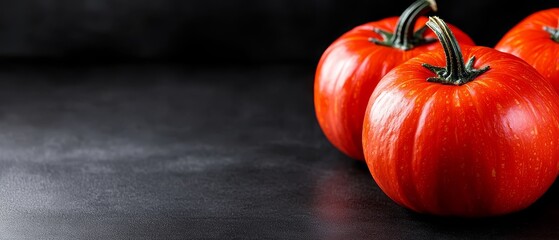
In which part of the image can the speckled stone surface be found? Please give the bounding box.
[0,64,557,239]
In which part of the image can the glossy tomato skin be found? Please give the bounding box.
[315,17,474,160]
[495,8,559,91]
[362,46,559,217]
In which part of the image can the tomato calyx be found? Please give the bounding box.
[422,16,490,86]
[370,0,437,50]
[544,26,559,42]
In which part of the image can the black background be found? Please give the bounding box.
[0,1,558,239]
[0,0,555,64]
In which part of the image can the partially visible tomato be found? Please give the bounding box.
[495,8,559,91]
[363,16,559,217]
[314,0,474,160]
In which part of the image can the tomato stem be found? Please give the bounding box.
[370,0,437,50]
[422,16,489,86]
[544,26,559,42]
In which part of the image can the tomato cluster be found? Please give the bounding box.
[314,0,559,217]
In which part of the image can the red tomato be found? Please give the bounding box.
[495,8,559,91]
[314,0,474,160]
[363,16,559,217]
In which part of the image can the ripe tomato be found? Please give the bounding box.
[362,16,559,216]
[314,0,474,160]
[495,8,559,91]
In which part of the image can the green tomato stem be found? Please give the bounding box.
[370,0,437,50]
[422,16,489,86]
[544,26,559,43]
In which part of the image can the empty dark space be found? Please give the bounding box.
[0,0,555,64]
[0,1,557,239]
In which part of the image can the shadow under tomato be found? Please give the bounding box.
[409,180,559,238]
[311,155,410,240]
[311,153,559,239]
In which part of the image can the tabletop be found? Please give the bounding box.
[0,63,557,239]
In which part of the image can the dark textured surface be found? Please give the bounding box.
[0,64,558,239]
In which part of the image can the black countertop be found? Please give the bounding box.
[0,64,558,239]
